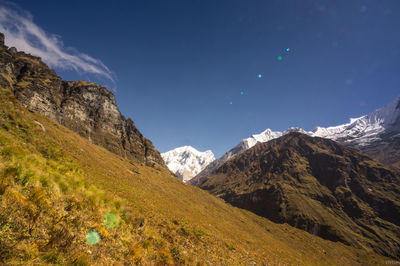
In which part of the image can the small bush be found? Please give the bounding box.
[58,182,68,193]
[225,242,235,250]
[142,241,150,250]
[171,247,183,262]
[193,229,206,237]
[39,176,49,187]
[3,165,22,180]
[114,200,121,210]
[181,227,190,236]
[19,172,34,186]
[0,147,12,159]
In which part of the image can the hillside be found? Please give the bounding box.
[198,132,400,259]
[0,71,391,264]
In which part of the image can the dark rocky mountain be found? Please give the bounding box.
[198,132,400,258]
[0,33,164,166]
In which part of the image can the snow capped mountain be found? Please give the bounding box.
[161,146,215,182]
[311,96,400,146]
[190,96,400,185]
[243,127,309,150]
[242,128,283,149]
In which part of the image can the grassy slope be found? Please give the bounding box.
[0,88,390,265]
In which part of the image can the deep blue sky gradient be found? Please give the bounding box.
[9,0,400,157]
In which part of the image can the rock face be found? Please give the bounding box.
[199,132,400,258]
[0,33,164,166]
[161,146,215,182]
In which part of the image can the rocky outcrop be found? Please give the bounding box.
[0,33,164,166]
[199,132,400,258]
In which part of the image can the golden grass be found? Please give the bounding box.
[0,73,13,86]
[16,81,31,88]
[0,88,391,265]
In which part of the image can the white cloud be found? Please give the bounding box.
[0,3,115,84]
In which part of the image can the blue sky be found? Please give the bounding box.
[1,0,400,157]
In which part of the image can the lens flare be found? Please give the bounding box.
[103,212,118,228]
[86,231,101,245]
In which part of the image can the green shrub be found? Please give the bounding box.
[142,240,150,250]
[0,147,12,159]
[3,165,22,180]
[114,200,121,210]
[193,229,206,237]
[225,242,235,250]
[171,247,182,262]
[19,172,34,186]
[180,227,190,236]
[39,176,49,187]
[58,182,68,193]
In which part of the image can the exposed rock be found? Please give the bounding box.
[0,33,164,166]
[8,47,17,55]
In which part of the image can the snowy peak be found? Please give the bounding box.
[161,146,215,182]
[242,127,308,150]
[243,128,283,149]
[311,96,400,144]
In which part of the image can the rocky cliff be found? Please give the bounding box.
[0,33,164,166]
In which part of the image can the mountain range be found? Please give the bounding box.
[0,31,398,264]
[178,96,400,184]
